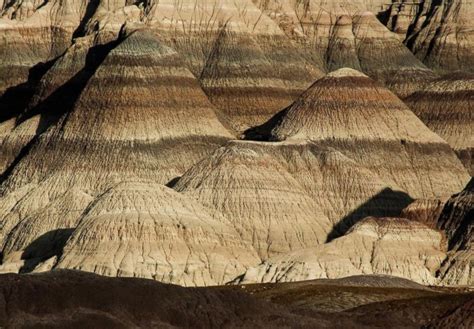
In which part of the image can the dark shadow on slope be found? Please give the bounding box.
[242,108,288,141]
[19,228,75,273]
[326,188,414,242]
[0,36,125,185]
[0,58,58,123]
[72,0,100,39]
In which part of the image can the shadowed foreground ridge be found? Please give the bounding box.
[0,270,472,329]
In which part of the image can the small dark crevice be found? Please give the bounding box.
[242,108,288,141]
[166,177,182,188]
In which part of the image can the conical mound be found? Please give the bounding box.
[234,217,447,286]
[267,68,470,199]
[175,140,415,258]
[174,141,333,259]
[55,182,260,286]
[0,31,234,269]
[1,30,232,195]
[405,72,474,175]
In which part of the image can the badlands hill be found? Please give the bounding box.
[251,68,469,199]
[174,140,411,259]
[0,0,448,132]
[0,0,472,293]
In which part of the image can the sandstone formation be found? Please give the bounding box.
[259,68,469,200]
[382,0,474,73]
[175,140,416,258]
[234,217,447,285]
[55,182,259,286]
[405,72,474,175]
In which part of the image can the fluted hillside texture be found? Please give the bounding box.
[0,0,472,288]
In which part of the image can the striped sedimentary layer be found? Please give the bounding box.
[251,0,436,97]
[436,179,473,286]
[405,72,474,175]
[234,217,447,285]
[175,140,414,259]
[0,31,233,270]
[262,68,469,199]
[144,0,324,133]
[53,182,259,286]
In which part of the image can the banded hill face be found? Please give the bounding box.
[260,68,470,200]
[251,0,437,98]
[54,182,259,286]
[405,72,474,175]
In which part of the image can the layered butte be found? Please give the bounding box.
[258,68,469,199]
[251,0,437,97]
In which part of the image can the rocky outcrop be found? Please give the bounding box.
[234,217,447,285]
[54,182,259,286]
[257,68,469,200]
[405,72,474,175]
[382,0,474,74]
[436,179,473,286]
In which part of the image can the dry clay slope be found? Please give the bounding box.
[234,217,447,285]
[53,181,260,287]
[175,140,417,260]
[142,0,325,133]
